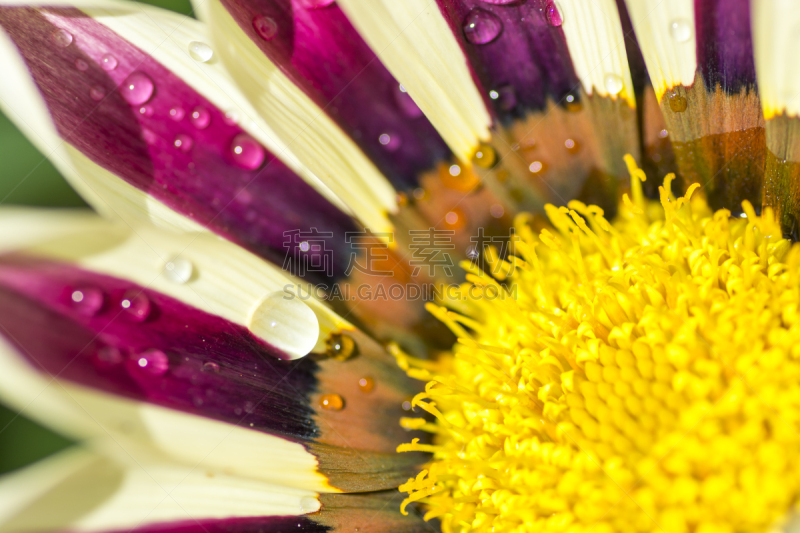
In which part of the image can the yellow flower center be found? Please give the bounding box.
[395,157,800,533]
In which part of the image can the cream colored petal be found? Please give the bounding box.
[335,0,491,162]
[752,0,800,119]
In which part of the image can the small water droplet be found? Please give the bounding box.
[188,41,214,62]
[462,8,503,45]
[378,132,401,151]
[94,346,122,369]
[101,54,118,71]
[121,72,155,105]
[120,289,151,321]
[545,1,563,27]
[252,15,278,40]
[449,164,462,177]
[319,393,344,411]
[529,161,545,174]
[669,18,692,43]
[174,134,193,152]
[139,105,154,117]
[326,333,357,360]
[163,257,194,284]
[565,138,580,154]
[169,107,185,121]
[74,58,88,71]
[658,129,669,138]
[603,73,623,95]
[444,208,466,230]
[129,349,169,377]
[229,133,265,170]
[667,89,687,112]
[393,84,423,118]
[190,107,211,129]
[89,85,106,101]
[492,85,517,111]
[299,496,318,513]
[402,400,412,411]
[480,0,517,3]
[202,361,220,373]
[51,29,73,48]
[71,287,104,316]
[243,400,255,414]
[297,0,335,8]
[358,376,375,393]
[490,204,504,218]
[472,143,496,168]
[224,110,240,125]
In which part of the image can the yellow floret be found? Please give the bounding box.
[396,161,800,533]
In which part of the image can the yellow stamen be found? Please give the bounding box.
[398,159,800,532]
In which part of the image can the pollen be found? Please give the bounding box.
[396,159,800,533]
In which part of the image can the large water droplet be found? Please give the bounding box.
[101,54,118,71]
[74,58,88,71]
[297,0,335,8]
[129,349,169,377]
[667,89,687,112]
[603,73,623,95]
[120,289,151,322]
[188,41,214,62]
[319,393,344,410]
[229,133,265,169]
[669,18,692,43]
[121,72,155,105]
[299,496,318,513]
[252,15,278,40]
[249,292,319,359]
[89,85,106,101]
[190,107,211,129]
[51,29,73,48]
[163,257,194,284]
[71,287,104,316]
[174,134,194,152]
[545,1,563,27]
[463,8,503,44]
[94,346,122,369]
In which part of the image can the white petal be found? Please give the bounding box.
[752,0,800,119]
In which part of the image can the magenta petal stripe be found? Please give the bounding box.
[0,7,358,279]
[436,0,580,123]
[104,518,327,533]
[218,0,450,189]
[695,0,757,94]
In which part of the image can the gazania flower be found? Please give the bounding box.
[1,0,800,531]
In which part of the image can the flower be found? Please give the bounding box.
[0,0,799,532]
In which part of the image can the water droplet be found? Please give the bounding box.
[462,8,503,45]
[51,29,73,48]
[603,73,623,95]
[190,107,211,129]
[139,105,154,117]
[94,346,122,369]
[188,41,214,62]
[480,0,517,3]
[545,1,562,27]
[129,349,169,377]
[300,496,318,513]
[565,91,583,112]
[74,58,88,71]
[174,134,194,152]
[490,204,504,218]
[229,133,265,170]
[252,15,278,40]
[359,376,375,393]
[224,110,240,125]
[163,257,194,284]
[472,143,496,168]
[529,161,545,174]
[298,0,335,8]
[89,85,106,101]
[120,289,151,321]
[71,287,104,316]
[121,72,155,105]
[492,85,517,111]
[444,208,466,230]
[402,400,412,411]
[669,18,692,43]
[202,361,220,373]
[101,54,118,71]
[378,132,401,151]
[169,107,185,121]
[413,188,427,200]
[393,84,423,118]
[326,333,357,360]
[658,129,669,138]
[142,128,158,145]
[319,393,344,411]
[667,89,687,112]
[565,138,580,154]
[243,400,255,414]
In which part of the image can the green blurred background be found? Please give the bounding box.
[0,0,192,475]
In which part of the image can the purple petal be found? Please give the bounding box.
[104,518,322,533]
[0,7,358,279]
[218,0,450,189]
[436,0,580,123]
[695,0,756,93]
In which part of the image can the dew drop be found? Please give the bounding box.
[444,208,466,230]
[472,143,496,168]
[51,29,73,48]
[545,1,563,27]
[297,0,335,8]
[529,161,545,174]
[326,333,357,360]
[74,58,89,71]
[603,73,623,95]
[120,289,151,322]
[462,8,503,45]
[565,138,580,154]
[71,287,104,316]
[402,400,412,411]
[378,132,401,151]
[94,346,123,369]
[244,401,255,414]
[101,53,118,71]
[490,204,505,218]
[492,85,517,111]
[299,496,318,513]
[667,89,687,112]
[121,72,155,105]
[658,129,669,139]
[142,128,158,145]
[129,349,169,377]
[479,0,518,4]
[359,376,375,393]
[163,257,194,284]
[202,361,220,373]
[565,91,583,112]
[188,41,214,62]
[252,15,278,40]
[393,84,423,118]
[669,18,693,43]
[229,133,265,170]
[139,105,154,117]
[224,110,240,125]
[89,85,106,101]
[449,164,462,177]
[169,107,185,121]
[174,134,194,152]
[190,107,211,129]
[319,393,344,411]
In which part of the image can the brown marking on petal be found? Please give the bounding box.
[317,492,428,531]
[762,115,800,237]
[659,73,765,211]
[640,87,679,198]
